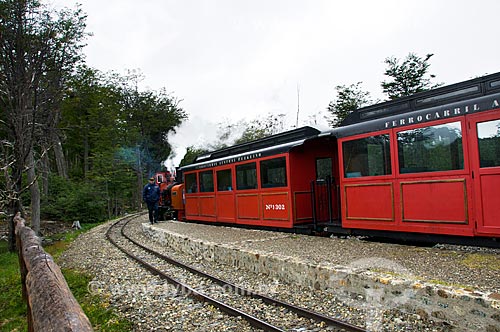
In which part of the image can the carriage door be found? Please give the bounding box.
[311,157,340,225]
[468,112,500,235]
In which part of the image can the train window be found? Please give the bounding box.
[260,157,287,188]
[217,169,233,191]
[397,121,464,174]
[236,162,257,190]
[199,170,214,192]
[489,80,500,88]
[415,86,479,105]
[316,157,332,180]
[342,134,391,178]
[185,173,197,193]
[477,119,500,168]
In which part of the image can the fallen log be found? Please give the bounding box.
[15,213,93,332]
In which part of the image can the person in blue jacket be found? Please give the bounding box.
[143,177,161,224]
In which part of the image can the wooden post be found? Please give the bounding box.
[14,213,93,332]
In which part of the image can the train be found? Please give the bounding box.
[153,72,500,247]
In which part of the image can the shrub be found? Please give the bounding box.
[42,175,107,223]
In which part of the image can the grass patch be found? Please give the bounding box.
[0,221,132,332]
[0,241,27,332]
[461,253,500,271]
[62,269,132,332]
[44,222,100,258]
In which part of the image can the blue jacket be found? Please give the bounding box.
[143,182,160,203]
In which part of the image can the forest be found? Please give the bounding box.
[0,0,187,251]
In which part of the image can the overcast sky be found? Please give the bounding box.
[52,0,500,168]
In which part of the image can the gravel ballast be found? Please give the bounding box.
[59,215,500,331]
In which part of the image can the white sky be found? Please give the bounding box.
[52,0,500,168]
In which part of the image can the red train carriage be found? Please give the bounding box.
[328,72,500,241]
[171,72,500,245]
[176,127,338,228]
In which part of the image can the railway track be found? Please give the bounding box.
[105,215,368,332]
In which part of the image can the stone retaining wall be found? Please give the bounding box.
[143,223,500,330]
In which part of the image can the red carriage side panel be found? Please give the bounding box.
[294,191,313,222]
[477,175,500,231]
[236,194,260,220]
[344,183,394,222]
[262,192,289,221]
[185,196,199,217]
[199,195,216,218]
[400,179,468,224]
[216,192,236,222]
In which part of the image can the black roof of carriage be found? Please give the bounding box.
[179,126,321,171]
[331,71,500,138]
[341,72,500,126]
[329,73,500,138]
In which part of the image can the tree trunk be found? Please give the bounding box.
[83,133,89,178]
[40,150,50,196]
[136,146,143,209]
[7,168,23,252]
[27,149,41,235]
[136,170,143,210]
[53,136,68,179]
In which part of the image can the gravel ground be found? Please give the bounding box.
[57,214,500,331]
[155,219,500,294]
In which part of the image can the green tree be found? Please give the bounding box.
[326,82,372,127]
[0,0,87,250]
[61,67,187,216]
[59,66,137,219]
[179,146,209,167]
[235,113,287,144]
[118,74,187,206]
[381,53,442,100]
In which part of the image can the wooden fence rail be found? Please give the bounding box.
[14,213,93,332]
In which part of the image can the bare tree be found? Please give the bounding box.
[0,0,87,250]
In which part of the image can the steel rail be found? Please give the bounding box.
[106,217,286,332]
[120,218,368,332]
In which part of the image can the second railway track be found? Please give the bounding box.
[105,215,367,332]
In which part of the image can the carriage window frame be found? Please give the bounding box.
[260,157,287,188]
[216,169,233,191]
[185,172,197,193]
[477,119,500,168]
[236,162,257,190]
[199,170,214,192]
[397,121,464,174]
[316,157,333,181]
[342,133,392,178]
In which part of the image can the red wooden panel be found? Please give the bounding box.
[401,180,467,223]
[262,193,289,221]
[479,175,500,229]
[236,194,260,220]
[294,191,313,222]
[199,196,216,217]
[185,196,199,217]
[344,183,394,221]
[216,194,235,222]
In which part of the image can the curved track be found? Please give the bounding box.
[105,215,367,332]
